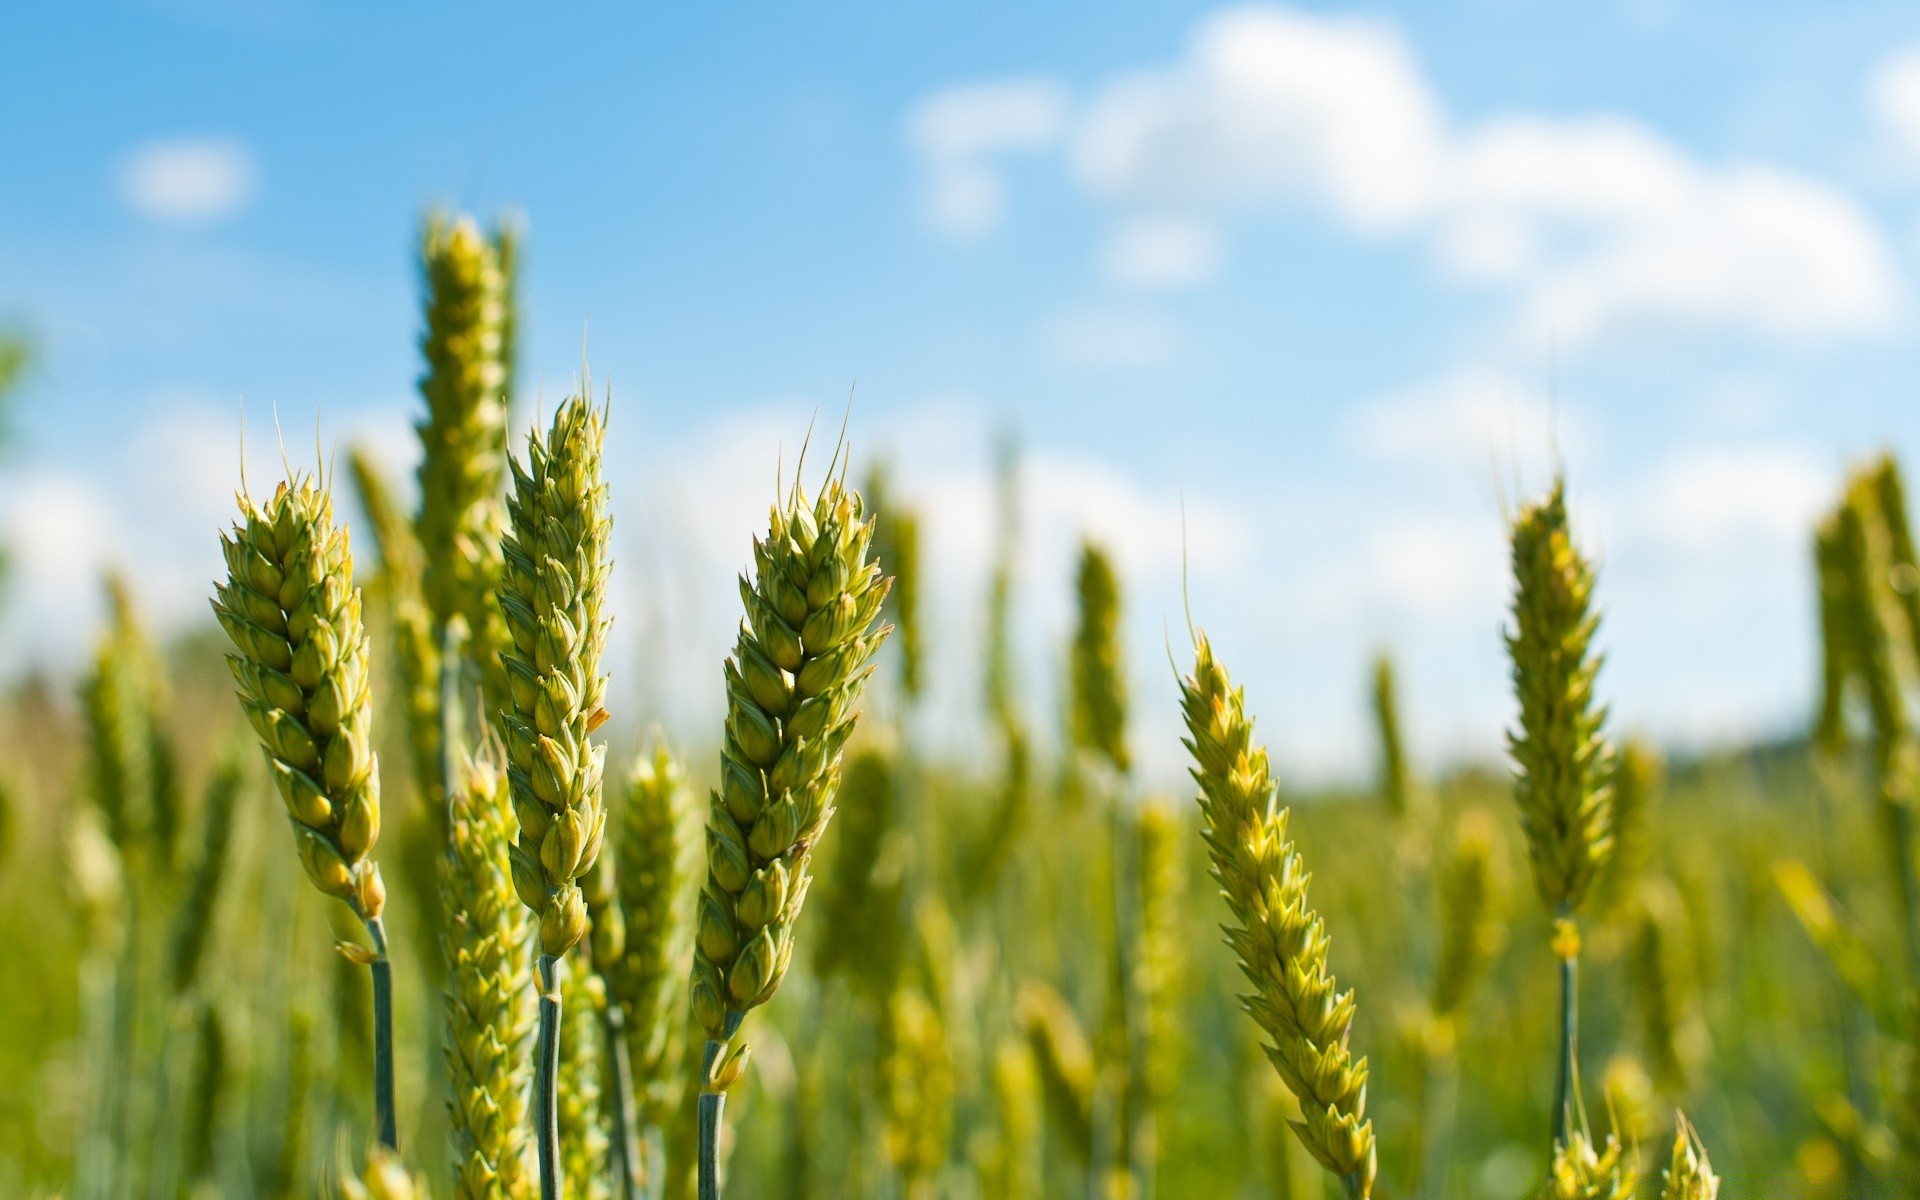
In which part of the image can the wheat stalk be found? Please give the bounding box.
[560,958,610,1200]
[579,810,644,1200]
[1506,478,1613,1148]
[214,470,396,1147]
[442,754,533,1200]
[496,390,613,1200]
[692,458,890,1198]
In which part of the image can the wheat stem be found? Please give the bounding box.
[537,953,564,1200]
[603,1003,644,1200]
[364,914,397,1150]
[1553,918,1579,1150]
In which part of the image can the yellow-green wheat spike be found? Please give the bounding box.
[81,574,154,864]
[560,960,609,1200]
[1660,1115,1719,1200]
[976,1039,1042,1200]
[1630,880,1697,1095]
[499,392,612,959]
[1543,1131,1637,1200]
[1430,809,1498,1030]
[339,1147,428,1200]
[1813,513,1857,755]
[882,985,953,1200]
[1070,539,1129,775]
[614,743,699,1133]
[1134,800,1186,1154]
[1597,740,1661,918]
[184,997,227,1187]
[1506,479,1614,918]
[692,466,891,1090]
[417,211,513,709]
[442,756,533,1200]
[985,427,1020,729]
[867,462,925,701]
[213,474,386,922]
[811,745,906,1000]
[1017,981,1095,1164]
[1869,453,1920,657]
[1370,652,1416,822]
[168,740,246,996]
[1179,633,1376,1198]
[1834,484,1911,754]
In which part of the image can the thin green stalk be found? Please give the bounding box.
[1553,917,1579,1151]
[538,953,564,1200]
[699,1012,743,1200]
[365,915,397,1150]
[604,1004,644,1200]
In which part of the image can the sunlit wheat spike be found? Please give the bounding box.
[975,1038,1042,1200]
[1136,799,1187,1125]
[441,755,534,1200]
[417,210,513,710]
[1430,809,1498,1024]
[1813,513,1858,755]
[882,985,953,1199]
[867,461,925,701]
[1630,880,1699,1095]
[811,745,907,999]
[184,997,227,1186]
[1070,539,1130,775]
[499,391,612,958]
[1867,453,1920,657]
[1017,981,1095,1164]
[1544,1130,1637,1200]
[339,1146,428,1200]
[1660,1114,1720,1199]
[614,742,699,1130]
[168,739,246,996]
[1370,652,1417,821]
[1506,478,1614,917]
[692,464,891,1090]
[214,472,386,920]
[81,573,157,864]
[1833,485,1910,750]
[1597,739,1662,917]
[1179,632,1377,1198]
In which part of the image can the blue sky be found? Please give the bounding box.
[7,0,1920,779]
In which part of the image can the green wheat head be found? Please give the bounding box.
[499,392,613,959]
[214,474,385,920]
[693,465,891,1092]
[1070,540,1129,775]
[1179,632,1376,1196]
[1506,479,1613,917]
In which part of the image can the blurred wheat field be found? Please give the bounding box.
[0,212,1911,1200]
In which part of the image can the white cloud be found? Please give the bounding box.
[1041,305,1183,370]
[1070,5,1445,233]
[909,5,1903,349]
[1869,43,1920,164]
[1345,369,1582,475]
[119,137,259,223]
[1632,443,1831,551]
[1446,118,1902,345]
[906,78,1070,238]
[1102,216,1222,288]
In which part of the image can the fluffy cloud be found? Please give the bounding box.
[1102,216,1221,288]
[905,78,1070,238]
[119,137,259,223]
[1630,443,1832,552]
[910,5,1902,349]
[1345,369,1585,476]
[1070,6,1445,233]
[1870,42,1920,165]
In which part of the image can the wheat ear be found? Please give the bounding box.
[442,754,534,1199]
[692,462,890,1198]
[1543,1130,1636,1199]
[417,212,513,713]
[167,739,245,996]
[1018,981,1096,1163]
[496,390,613,1200]
[1070,540,1129,775]
[1659,1114,1719,1199]
[1597,740,1660,919]
[1506,478,1613,1149]
[1370,652,1416,821]
[613,743,699,1190]
[882,985,954,1199]
[975,1038,1043,1200]
[868,463,925,701]
[1179,632,1377,1197]
[214,471,396,1147]
[340,1147,428,1200]
[559,958,610,1200]
[82,575,154,864]
[811,745,907,999]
